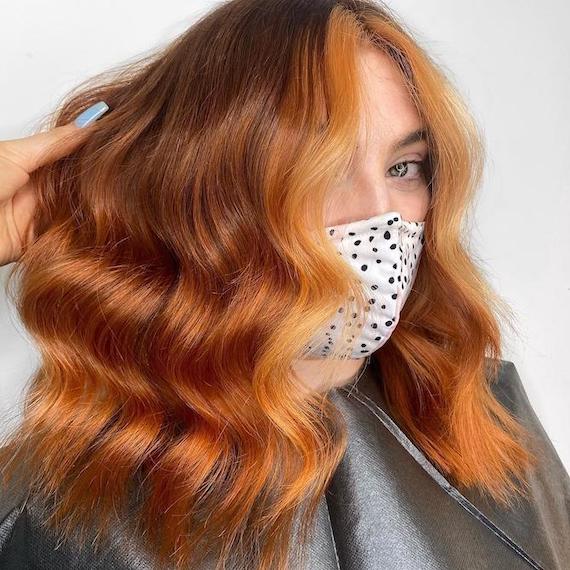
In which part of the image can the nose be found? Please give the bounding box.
[336,174,398,223]
[352,177,394,217]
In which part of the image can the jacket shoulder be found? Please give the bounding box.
[488,358,532,411]
[0,451,31,568]
[488,358,564,459]
[0,452,185,569]
[475,358,570,566]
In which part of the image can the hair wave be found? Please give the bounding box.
[1,1,536,569]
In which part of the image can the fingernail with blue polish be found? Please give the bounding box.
[74,101,110,128]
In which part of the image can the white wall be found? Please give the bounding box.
[1,0,568,471]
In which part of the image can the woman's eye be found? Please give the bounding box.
[388,160,425,180]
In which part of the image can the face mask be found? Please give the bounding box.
[304,210,425,359]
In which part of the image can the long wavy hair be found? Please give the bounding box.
[0,0,537,569]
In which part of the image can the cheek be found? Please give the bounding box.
[415,185,431,216]
[324,202,360,227]
[390,186,431,223]
[323,185,358,226]
[324,180,431,226]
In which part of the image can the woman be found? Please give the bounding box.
[0,1,568,569]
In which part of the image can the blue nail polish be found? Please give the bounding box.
[74,101,109,128]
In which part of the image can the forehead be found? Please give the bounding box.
[355,45,423,145]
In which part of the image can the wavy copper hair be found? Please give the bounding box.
[1,1,537,569]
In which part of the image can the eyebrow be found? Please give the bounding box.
[389,127,428,153]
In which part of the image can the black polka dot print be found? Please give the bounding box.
[305,211,425,358]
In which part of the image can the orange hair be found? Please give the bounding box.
[0,1,536,569]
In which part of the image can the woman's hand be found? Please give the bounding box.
[0,101,109,266]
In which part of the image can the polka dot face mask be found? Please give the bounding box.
[304,211,425,359]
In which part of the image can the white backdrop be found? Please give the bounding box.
[1,0,568,471]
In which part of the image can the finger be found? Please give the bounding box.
[0,124,85,201]
[0,101,109,174]
[11,181,37,243]
[0,154,32,202]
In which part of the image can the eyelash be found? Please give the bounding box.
[387,160,427,181]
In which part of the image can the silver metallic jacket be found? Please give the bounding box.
[0,358,569,569]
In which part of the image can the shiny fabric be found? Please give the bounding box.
[0,358,569,569]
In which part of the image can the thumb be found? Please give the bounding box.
[2,101,109,174]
